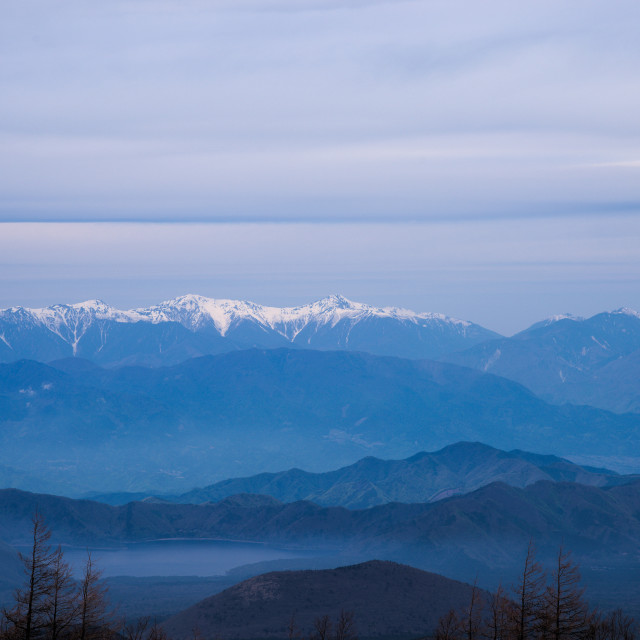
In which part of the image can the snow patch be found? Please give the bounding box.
[591,335,610,351]
[613,307,640,319]
[483,348,501,371]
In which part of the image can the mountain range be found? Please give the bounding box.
[443,308,640,413]
[91,442,627,509]
[2,350,640,494]
[2,295,640,416]
[0,294,499,366]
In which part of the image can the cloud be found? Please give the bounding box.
[0,0,639,224]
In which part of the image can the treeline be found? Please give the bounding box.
[435,542,637,640]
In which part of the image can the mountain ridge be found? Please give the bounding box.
[90,442,626,509]
[0,294,500,366]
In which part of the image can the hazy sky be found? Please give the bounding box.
[1,0,639,333]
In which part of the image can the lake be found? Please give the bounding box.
[60,539,322,578]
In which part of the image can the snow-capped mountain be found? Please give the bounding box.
[0,294,501,366]
[442,307,640,413]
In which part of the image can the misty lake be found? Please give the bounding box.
[58,539,322,578]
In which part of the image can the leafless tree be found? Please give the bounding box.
[45,547,79,640]
[510,541,546,640]
[542,547,589,640]
[120,617,149,640]
[484,584,511,640]
[461,579,484,640]
[2,512,57,640]
[287,613,301,640]
[334,610,357,640]
[310,614,332,640]
[586,610,637,640]
[147,621,167,640]
[76,552,110,640]
[436,609,461,640]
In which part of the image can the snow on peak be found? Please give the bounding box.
[545,313,582,324]
[524,313,583,332]
[613,307,640,319]
[128,294,474,338]
[0,295,476,341]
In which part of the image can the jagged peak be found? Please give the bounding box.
[0,294,480,339]
[68,299,111,311]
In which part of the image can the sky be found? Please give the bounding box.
[1,0,639,334]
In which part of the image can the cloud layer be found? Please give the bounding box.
[1,0,639,221]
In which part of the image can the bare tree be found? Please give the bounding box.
[120,617,149,640]
[287,613,300,640]
[146,621,167,640]
[461,579,483,640]
[511,541,546,640]
[484,584,511,640]
[45,547,79,640]
[436,609,461,640]
[310,614,332,640]
[76,553,110,640]
[2,512,57,640]
[587,610,637,640]
[542,547,589,640]
[334,610,357,640]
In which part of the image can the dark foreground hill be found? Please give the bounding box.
[162,560,479,640]
[2,349,640,494]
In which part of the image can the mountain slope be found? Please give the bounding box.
[442,308,640,413]
[0,295,500,366]
[162,560,480,640]
[2,350,640,493]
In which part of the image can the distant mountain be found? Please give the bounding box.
[443,308,640,413]
[168,442,624,509]
[2,350,640,493]
[162,560,480,640]
[0,463,74,496]
[0,295,500,366]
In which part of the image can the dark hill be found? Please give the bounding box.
[2,349,640,493]
[162,560,480,640]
